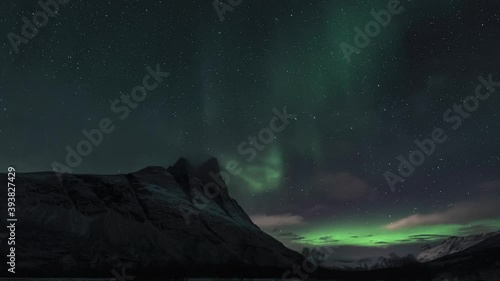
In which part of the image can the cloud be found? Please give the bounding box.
[385,199,500,230]
[386,181,500,230]
[314,172,376,201]
[478,180,500,199]
[458,224,500,235]
[250,213,304,228]
[318,236,340,243]
[277,232,296,237]
[478,179,500,191]
[407,234,450,241]
[275,232,305,240]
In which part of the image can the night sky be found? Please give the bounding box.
[1,0,500,258]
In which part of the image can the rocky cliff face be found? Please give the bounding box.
[2,158,302,277]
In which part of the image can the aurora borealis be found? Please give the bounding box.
[288,219,500,247]
[1,0,500,258]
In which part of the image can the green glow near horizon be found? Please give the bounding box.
[293,219,500,247]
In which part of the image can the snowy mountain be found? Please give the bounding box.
[0,158,302,278]
[301,248,416,271]
[321,256,391,270]
[322,256,419,271]
[418,231,500,262]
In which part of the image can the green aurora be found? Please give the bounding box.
[222,146,284,192]
[290,219,500,247]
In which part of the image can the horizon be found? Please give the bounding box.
[6,162,500,260]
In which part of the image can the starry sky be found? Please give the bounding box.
[1,0,500,258]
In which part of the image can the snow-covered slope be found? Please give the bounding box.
[418,231,500,262]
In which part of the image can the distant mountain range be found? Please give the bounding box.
[418,231,500,262]
[306,254,417,271]
[303,231,500,273]
[302,231,500,280]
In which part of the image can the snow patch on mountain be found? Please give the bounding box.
[418,231,500,262]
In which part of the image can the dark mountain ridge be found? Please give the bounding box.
[1,158,302,278]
